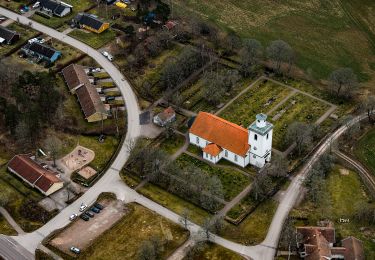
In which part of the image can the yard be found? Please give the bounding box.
[354,127,375,175]
[221,199,277,245]
[138,182,211,225]
[184,242,244,260]
[172,0,375,86]
[0,215,17,236]
[158,134,186,155]
[79,203,189,260]
[176,154,252,201]
[291,165,375,258]
[68,29,117,49]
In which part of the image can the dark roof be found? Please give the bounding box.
[0,25,19,42]
[342,237,365,260]
[40,0,71,15]
[77,13,105,30]
[62,64,91,91]
[8,154,62,193]
[75,84,106,118]
[26,42,59,59]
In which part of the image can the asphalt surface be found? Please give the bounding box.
[0,6,371,260]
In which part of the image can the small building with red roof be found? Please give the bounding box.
[189,112,273,168]
[153,107,176,127]
[8,154,64,196]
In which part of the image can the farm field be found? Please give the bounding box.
[354,128,375,175]
[176,154,252,201]
[172,0,375,85]
[138,182,211,225]
[68,29,117,49]
[79,203,189,260]
[291,165,375,258]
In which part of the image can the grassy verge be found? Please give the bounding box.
[354,127,375,174]
[79,203,189,260]
[0,215,17,236]
[176,154,251,201]
[138,182,211,225]
[184,242,244,260]
[68,29,117,49]
[221,199,277,245]
[291,165,375,257]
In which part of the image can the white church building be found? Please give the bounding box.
[189,112,273,168]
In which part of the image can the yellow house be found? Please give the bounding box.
[76,13,110,34]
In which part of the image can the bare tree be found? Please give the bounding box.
[240,39,263,76]
[266,40,294,74]
[328,68,358,99]
[251,172,272,201]
[362,95,375,122]
[279,217,298,259]
[44,136,63,167]
[264,154,288,178]
[286,122,313,155]
[179,208,190,229]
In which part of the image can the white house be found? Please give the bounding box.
[189,112,273,168]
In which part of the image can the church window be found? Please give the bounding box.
[196,137,199,144]
[210,155,213,160]
[234,155,238,162]
[254,134,258,141]
[253,155,256,158]
[225,150,228,157]
[266,133,269,139]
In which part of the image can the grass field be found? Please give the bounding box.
[158,134,186,155]
[176,153,251,201]
[221,199,277,245]
[291,165,375,258]
[184,242,244,260]
[79,203,189,260]
[138,182,211,225]
[219,79,292,127]
[68,29,117,49]
[0,215,17,236]
[172,0,375,85]
[354,128,375,175]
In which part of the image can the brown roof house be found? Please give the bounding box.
[62,64,108,122]
[8,154,63,196]
[297,224,365,260]
[153,106,176,127]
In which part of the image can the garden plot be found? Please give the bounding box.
[176,154,251,201]
[270,93,331,151]
[219,80,292,127]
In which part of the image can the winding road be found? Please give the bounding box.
[0,7,371,260]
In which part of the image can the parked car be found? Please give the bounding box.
[98,134,106,143]
[101,51,109,57]
[91,207,100,213]
[79,204,87,212]
[85,211,94,218]
[69,214,78,221]
[106,96,115,101]
[107,54,114,61]
[94,203,104,210]
[70,247,80,254]
[80,214,89,221]
[32,2,40,9]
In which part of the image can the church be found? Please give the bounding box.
[188,112,273,168]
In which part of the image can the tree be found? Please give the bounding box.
[304,173,325,203]
[266,40,294,74]
[362,95,375,122]
[201,218,212,240]
[251,172,272,201]
[0,190,11,207]
[44,136,62,167]
[328,68,358,99]
[279,217,298,259]
[264,154,288,178]
[179,208,190,229]
[240,39,263,76]
[353,203,375,225]
[286,122,313,155]
[137,236,164,260]
[201,71,227,105]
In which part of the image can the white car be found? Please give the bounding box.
[32,2,40,9]
[69,214,78,221]
[70,247,80,254]
[101,51,109,57]
[107,54,114,61]
[79,204,87,212]
[28,38,38,44]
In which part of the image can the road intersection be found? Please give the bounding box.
[0,7,370,260]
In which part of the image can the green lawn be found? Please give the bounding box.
[176,154,251,201]
[354,128,375,175]
[184,242,244,260]
[270,93,331,150]
[79,203,189,260]
[138,182,211,225]
[158,134,186,155]
[68,29,117,49]
[219,79,292,127]
[221,199,277,245]
[291,165,375,258]
[0,215,17,236]
[172,0,375,85]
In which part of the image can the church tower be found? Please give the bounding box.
[248,113,273,168]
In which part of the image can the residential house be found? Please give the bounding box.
[297,225,365,260]
[21,42,61,63]
[8,154,64,196]
[62,64,108,122]
[153,106,176,127]
[189,112,273,168]
[74,13,109,34]
[0,25,20,45]
[39,0,72,17]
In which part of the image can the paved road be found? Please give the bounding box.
[0,236,34,260]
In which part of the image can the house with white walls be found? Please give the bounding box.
[188,112,273,168]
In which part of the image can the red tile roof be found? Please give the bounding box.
[189,112,250,156]
[62,64,90,91]
[342,236,365,260]
[8,154,62,193]
[203,143,222,156]
[157,106,175,122]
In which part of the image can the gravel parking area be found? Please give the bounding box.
[49,199,128,256]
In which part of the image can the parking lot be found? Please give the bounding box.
[49,199,128,257]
